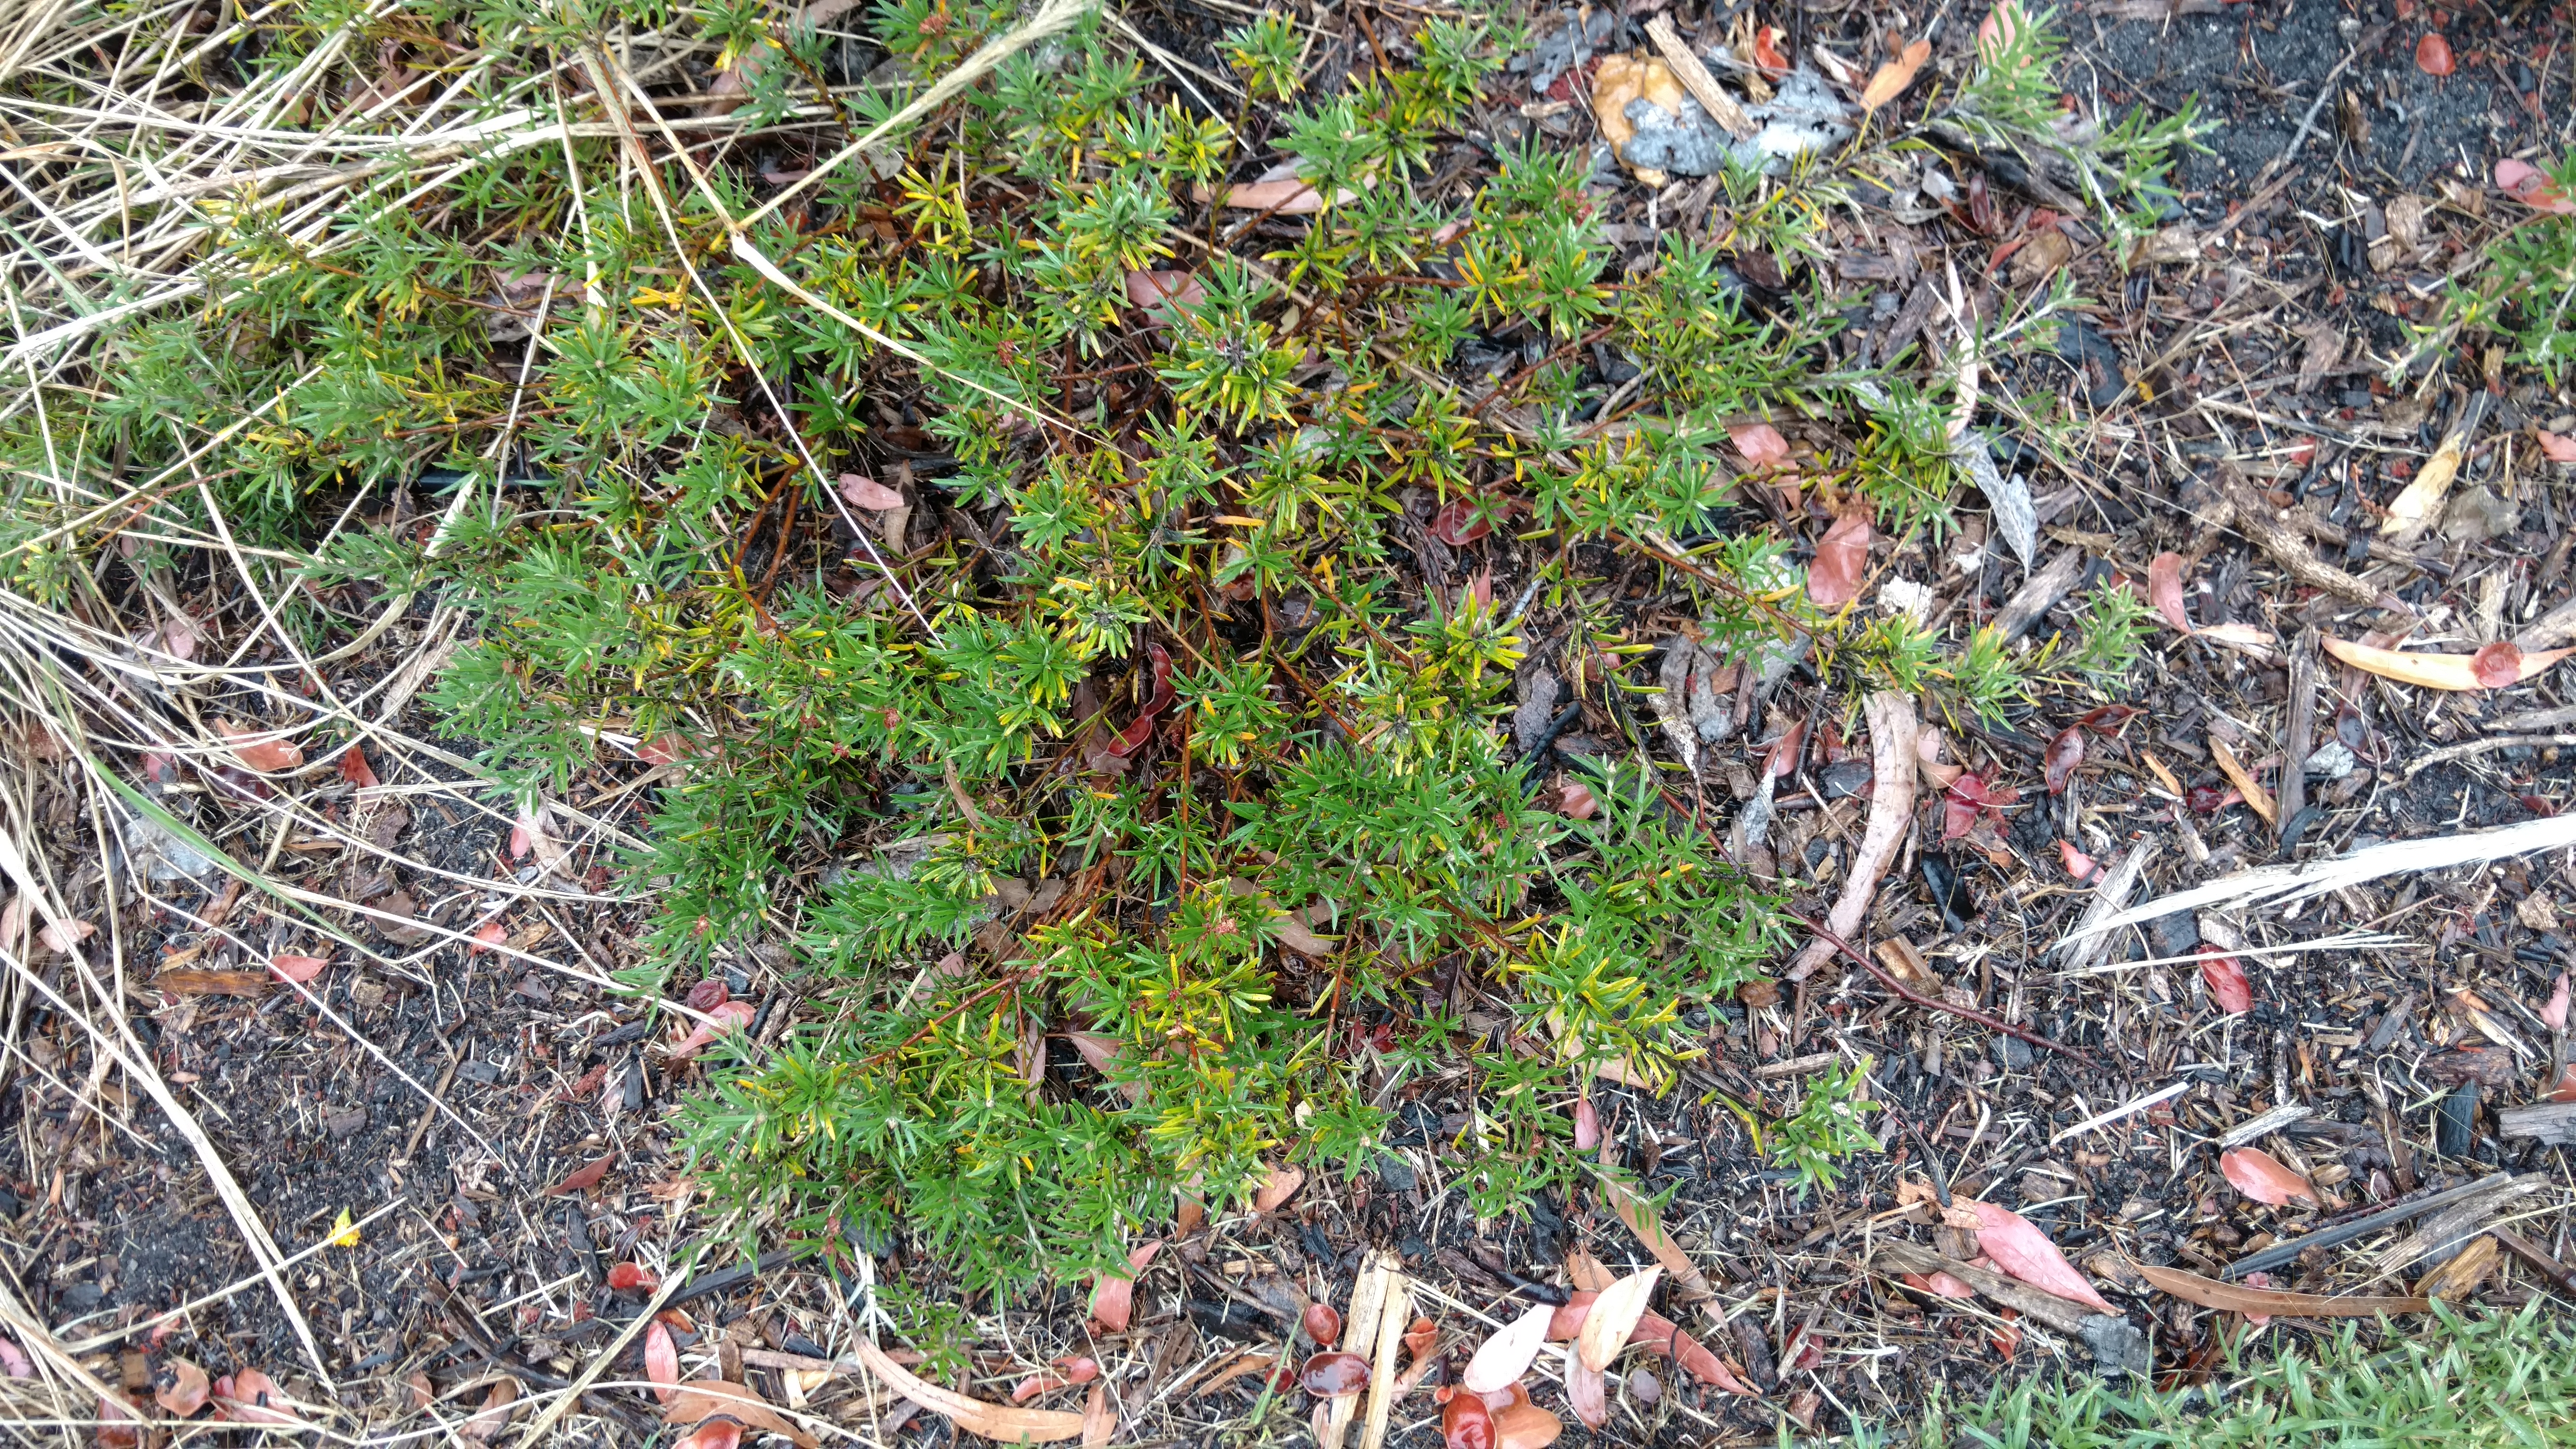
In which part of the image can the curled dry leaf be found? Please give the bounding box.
[1575,1266,1661,1372]
[646,1321,681,1403]
[1441,1391,1494,1449]
[155,1357,211,1417]
[468,921,508,955]
[2199,949,2253,1015]
[2134,1261,2428,1317]
[1252,1162,1306,1213]
[1555,780,1598,820]
[340,746,380,787]
[2042,725,2084,795]
[669,999,757,1060]
[1958,1200,2118,1313]
[1462,1303,1556,1394]
[608,1262,659,1293]
[679,1420,743,1449]
[1427,496,1493,547]
[1089,1240,1162,1334]
[2146,553,2193,633]
[1858,38,1932,112]
[215,718,303,772]
[1807,510,1872,610]
[1787,691,1918,978]
[2539,429,2576,462]
[2323,635,2573,691]
[858,1338,1088,1442]
[662,1381,818,1448]
[2544,972,2569,1032]
[2220,1147,2317,1206]
[268,953,329,984]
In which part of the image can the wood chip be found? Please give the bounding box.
[2209,737,2276,824]
[1643,16,1754,138]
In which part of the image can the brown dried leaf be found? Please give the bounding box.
[855,1338,1084,1443]
[2208,738,2275,825]
[1858,38,1932,112]
[1576,1267,1660,1372]
[461,1377,520,1441]
[1253,1162,1306,1213]
[1959,1200,2117,1313]
[2135,1261,2428,1316]
[1090,1241,1162,1334]
[155,1358,210,1417]
[646,1322,681,1404]
[155,970,269,998]
[661,1380,819,1448]
[2323,636,2573,691]
[2147,553,2193,633]
[215,718,303,772]
[1807,509,1871,610]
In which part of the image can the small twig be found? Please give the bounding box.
[2404,734,2576,779]
[1788,908,2093,1064]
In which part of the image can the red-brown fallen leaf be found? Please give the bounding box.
[2199,948,2253,1014]
[684,977,730,1011]
[40,918,95,953]
[2498,160,2576,216]
[1463,1303,1555,1393]
[838,473,903,510]
[1572,1096,1601,1151]
[1975,1,2024,57]
[1729,421,1791,470]
[1942,773,2018,841]
[1903,1270,1977,1300]
[152,970,268,997]
[468,921,507,955]
[1542,1293,1755,1396]
[269,953,328,984]
[2549,1065,2576,1103]
[212,1368,303,1426]
[155,1357,210,1417]
[2042,724,2084,794]
[662,1380,818,1448]
[1443,1391,1496,1449]
[669,999,756,1060]
[2541,430,2576,461]
[1124,269,1206,317]
[677,1420,742,1449]
[2059,840,2100,881]
[637,735,694,765]
[608,1262,659,1293]
[1556,780,1598,819]
[461,1377,521,1441]
[2414,31,2454,76]
[1749,26,1788,73]
[1957,1199,2119,1313]
[0,1335,29,1378]
[1427,496,1493,546]
[2147,552,2193,633]
[2323,635,2574,690]
[2221,1146,2317,1206]
[646,1321,681,1403]
[97,1393,141,1448]
[1858,37,1932,111]
[1210,175,1342,214]
[215,718,303,772]
[2545,972,2569,1032]
[547,1154,615,1196]
[1252,1162,1305,1212]
[1403,1316,1438,1364]
[339,746,379,788]
[1807,510,1872,609]
[1495,1401,1564,1449]
[2472,640,2526,688]
[1089,1240,1162,1333]
[1083,1381,1113,1446]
